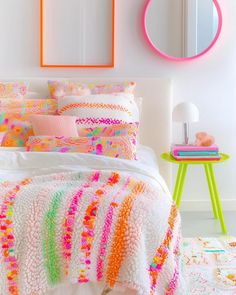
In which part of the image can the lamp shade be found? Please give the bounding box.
[172,102,199,123]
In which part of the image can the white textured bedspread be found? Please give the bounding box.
[0,148,186,295]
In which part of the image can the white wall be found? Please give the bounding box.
[43,0,112,65]
[0,0,236,211]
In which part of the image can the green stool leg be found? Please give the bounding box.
[204,164,219,219]
[175,164,188,208]
[208,164,227,234]
[173,164,185,202]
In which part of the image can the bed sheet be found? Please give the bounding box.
[0,145,168,193]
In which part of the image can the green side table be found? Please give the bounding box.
[161,152,230,234]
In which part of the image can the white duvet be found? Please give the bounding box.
[0,146,185,295]
[0,145,168,193]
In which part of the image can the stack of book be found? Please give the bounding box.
[171,144,221,161]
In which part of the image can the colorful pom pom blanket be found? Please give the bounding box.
[0,170,185,295]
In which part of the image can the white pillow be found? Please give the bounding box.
[57,93,139,128]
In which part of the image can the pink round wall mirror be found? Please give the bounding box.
[142,0,222,61]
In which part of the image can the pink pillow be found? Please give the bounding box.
[25,136,136,160]
[29,115,78,137]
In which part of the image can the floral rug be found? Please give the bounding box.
[184,237,236,295]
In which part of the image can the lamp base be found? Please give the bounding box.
[183,123,189,145]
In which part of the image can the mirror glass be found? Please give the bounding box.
[145,0,221,59]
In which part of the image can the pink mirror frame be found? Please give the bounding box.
[142,0,223,62]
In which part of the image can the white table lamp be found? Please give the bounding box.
[172,102,199,145]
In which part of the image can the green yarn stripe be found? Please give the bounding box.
[43,189,65,285]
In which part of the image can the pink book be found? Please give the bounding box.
[173,155,221,161]
[171,144,219,156]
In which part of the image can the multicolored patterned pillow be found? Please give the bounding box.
[48,80,136,100]
[78,123,138,146]
[0,82,28,99]
[58,94,139,128]
[2,120,34,147]
[0,132,6,145]
[48,80,91,100]
[25,136,136,160]
[0,99,57,115]
[0,99,57,146]
[81,81,136,95]
[0,113,31,132]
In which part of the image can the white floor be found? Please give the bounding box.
[181,211,236,237]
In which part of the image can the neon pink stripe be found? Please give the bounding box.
[0,179,31,295]
[96,206,114,281]
[62,172,101,274]
[63,191,83,258]
[78,172,120,283]
[96,177,132,281]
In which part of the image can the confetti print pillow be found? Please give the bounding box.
[48,80,136,100]
[0,98,57,115]
[0,114,33,147]
[58,94,139,128]
[48,80,91,100]
[0,99,57,146]
[80,81,136,95]
[78,123,138,146]
[26,136,136,160]
[0,132,6,145]
[2,120,34,147]
[0,81,28,99]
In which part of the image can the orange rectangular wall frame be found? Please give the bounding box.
[40,0,115,68]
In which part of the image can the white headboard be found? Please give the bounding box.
[6,78,173,186]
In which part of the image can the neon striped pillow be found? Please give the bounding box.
[58,94,139,128]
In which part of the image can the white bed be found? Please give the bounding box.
[0,78,176,295]
[0,145,168,193]
[1,78,172,187]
